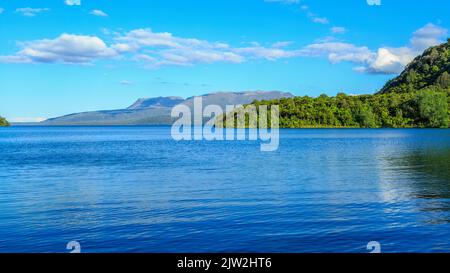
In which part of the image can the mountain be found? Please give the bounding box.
[379,39,450,94]
[182,91,294,109]
[40,91,294,126]
[127,96,185,109]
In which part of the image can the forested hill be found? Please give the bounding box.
[224,41,450,129]
[380,39,450,94]
[0,116,9,127]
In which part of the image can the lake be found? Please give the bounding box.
[0,126,449,253]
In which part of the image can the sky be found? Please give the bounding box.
[0,0,449,122]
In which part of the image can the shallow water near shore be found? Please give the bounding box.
[0,126,450,253]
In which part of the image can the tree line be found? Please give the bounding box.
[221,87,449,128]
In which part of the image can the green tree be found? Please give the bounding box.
[219,90,450,129]
[417,91,449,128]
[355,105,377,128]
[437,72,450,88]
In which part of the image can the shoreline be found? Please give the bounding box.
[5,124,449,129]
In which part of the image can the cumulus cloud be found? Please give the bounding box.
[361,23,448,74]
[16,7,49,17]
[328,24,447,74]
[113,28,245,66]
[115,29,371,67]
[1,23,446,75]
[0,34,116,64]
[65,0,81,6]
[90,9,108,17]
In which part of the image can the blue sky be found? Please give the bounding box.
[0,0,449,121]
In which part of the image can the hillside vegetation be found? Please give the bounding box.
[0,116,9,127]
[223,40,450,129]
[380,39,450,94]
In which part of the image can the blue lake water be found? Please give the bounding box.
[0,126,450,253]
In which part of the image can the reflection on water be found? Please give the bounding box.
[0,127,449,253]
[399,149,450,197]
[383,147,450,225]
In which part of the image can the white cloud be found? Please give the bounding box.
[157,48,243,67]
[363,48,405,74]
[90,10,108,17]
[65,0,81,6]
[16,7,49,17]
[361,23,448,74]
[114,28,244,67]
[114,28,181,48]
[0,34,117,64]
[410,23,448,51]
[296,42,375,64]
[274,23,448,75]
[0,28,380,69]
[112,43,137,53]
[331,26,347,34]
[1,24,446,75]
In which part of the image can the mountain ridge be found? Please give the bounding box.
[40,91,294,126]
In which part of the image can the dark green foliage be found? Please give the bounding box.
[0,116,9,127]
[416,90,449,128]
[380,41,450,94]
[224,89,449,128]
[437,71,450,88]
[222,41,450,129]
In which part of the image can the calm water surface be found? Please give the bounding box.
[0,126,450,253]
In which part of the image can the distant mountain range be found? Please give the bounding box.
[39,91,294,126]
